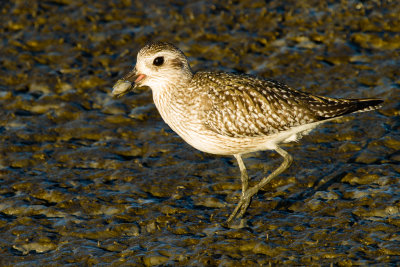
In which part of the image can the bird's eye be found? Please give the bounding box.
[153,56,164,66]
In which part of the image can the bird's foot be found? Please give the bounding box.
[226,187,257,223]
[226,197,250,223]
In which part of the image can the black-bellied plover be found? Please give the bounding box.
[112,42,383,223]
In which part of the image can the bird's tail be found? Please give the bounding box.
[348,98,384,113]
[308,95,383,120]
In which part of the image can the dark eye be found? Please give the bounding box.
[153,56,164,66]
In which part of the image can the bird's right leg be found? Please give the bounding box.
[227,154,250,223]
[235,154,249,195]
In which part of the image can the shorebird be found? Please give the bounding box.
[112,42,383,223]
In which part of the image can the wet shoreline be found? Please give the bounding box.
[0,0,399,265]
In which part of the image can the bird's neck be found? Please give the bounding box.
[153,82,187,111]
[152,80,195,133]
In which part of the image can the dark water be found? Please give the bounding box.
[0,0,399,265]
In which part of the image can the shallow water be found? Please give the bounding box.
[0,0,399,265]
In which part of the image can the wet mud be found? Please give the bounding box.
[0,0,399,265]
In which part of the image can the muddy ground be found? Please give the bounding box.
[0,0,399,265]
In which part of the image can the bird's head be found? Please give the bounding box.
[112,42,193,97]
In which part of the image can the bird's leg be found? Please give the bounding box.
[227,147,293,223]
[235,154,249,195]
[227,154,249,223]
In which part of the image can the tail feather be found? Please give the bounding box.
[308,97,383,120]
[350,98,384,113]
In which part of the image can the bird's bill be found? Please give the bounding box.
[112,67,146,97]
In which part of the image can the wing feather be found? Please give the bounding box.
[191,71,382,138]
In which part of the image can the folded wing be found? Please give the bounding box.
[195,72,382,138]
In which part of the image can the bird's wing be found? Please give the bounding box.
[194,72,381,138]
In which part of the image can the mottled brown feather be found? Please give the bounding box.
[190,71,382,138]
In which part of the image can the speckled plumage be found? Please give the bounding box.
[112,41,383,223]
[191,71,381,138]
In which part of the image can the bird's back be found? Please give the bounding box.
[191,71,383,139]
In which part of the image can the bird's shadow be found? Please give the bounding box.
[273,165,350,211]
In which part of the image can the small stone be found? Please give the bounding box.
[253,242,283,257]
[192,196,226,208]
[306,199,324,211]
[13,242,57,255]
[355,150,380,164]
[143,254,169,266]
[29,83,52,94]
[129,104,154,120]
[341,173,380,185]
[102,101,128,115]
